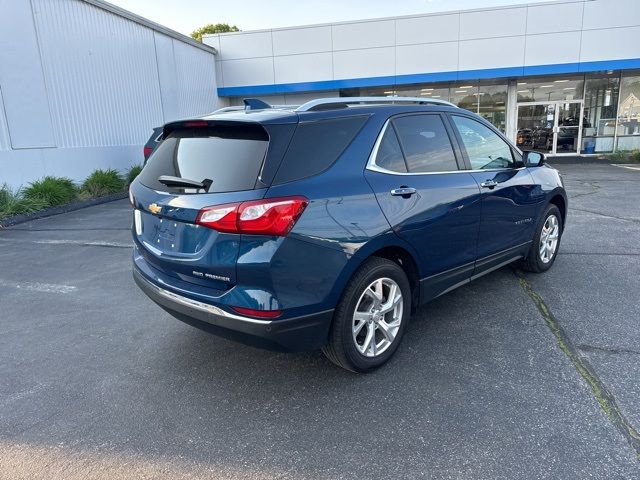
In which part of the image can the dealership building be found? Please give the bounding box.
[205,0,640,156]
[2,0,640,189]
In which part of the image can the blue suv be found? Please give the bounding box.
[130,97,566,372]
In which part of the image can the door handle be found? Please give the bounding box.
[390,187,417,197]
[480,180,498,189]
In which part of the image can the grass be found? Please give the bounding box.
[1,167,131,222]
[23,176,77,206]
[81,168,125,197]
[606,149,640,163]
[0,185,50,219]
[126,164,143,185]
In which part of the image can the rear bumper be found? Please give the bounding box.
[133,267,333,352]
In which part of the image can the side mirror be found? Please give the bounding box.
[523,150,545,167]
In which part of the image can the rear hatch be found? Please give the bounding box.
[132,119,292,290]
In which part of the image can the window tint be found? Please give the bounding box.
[374,126,407,172]
[392,115,458,173]
[451,115,515,170]
[273,116,368,184]
[138,125,268,193]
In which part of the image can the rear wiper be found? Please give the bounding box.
[157,175,212,190]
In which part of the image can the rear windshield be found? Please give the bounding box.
[273,116,368,185]
[138,125,269,193]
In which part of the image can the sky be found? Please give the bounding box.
[107,0,557,36]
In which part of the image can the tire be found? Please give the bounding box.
[322,257,411,373]
[521,204,563,273]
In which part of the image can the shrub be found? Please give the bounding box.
[0,184,49,219]
[81,168,125,197]
[605,150,629,163]
[23,176,77,206]
[630,150,640,163]
[126,164,143,184]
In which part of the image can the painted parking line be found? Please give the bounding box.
[612,164,640,171]
[0,279,77,294]
[0,238,132,248]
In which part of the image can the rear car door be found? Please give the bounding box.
[449,114,540,273]
[364,113,482,300]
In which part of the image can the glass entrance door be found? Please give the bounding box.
[516,101,584,155]
[516,104,555,154]
[556,102,581,153]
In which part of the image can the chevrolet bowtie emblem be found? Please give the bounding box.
[148,203,162,215]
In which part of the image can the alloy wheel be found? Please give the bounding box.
[352,278,403,357]
[539,214,560,263]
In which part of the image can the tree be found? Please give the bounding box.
[191,23,240,42]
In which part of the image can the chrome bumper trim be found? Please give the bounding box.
[134,269,274,325]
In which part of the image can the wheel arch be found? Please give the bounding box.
[328,233,423,312]
[548,192,567,226]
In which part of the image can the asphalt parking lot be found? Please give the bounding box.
[1,162,639,479]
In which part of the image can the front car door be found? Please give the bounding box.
[448,114,543,275]
[364,112,482,302]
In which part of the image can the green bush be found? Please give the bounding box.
[126,164,143,184]
[0,184,49,219]
[605,150,629,163]
[606,149,640,163]
[81,168,125,197]
[23,176,77,206]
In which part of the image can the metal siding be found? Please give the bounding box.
[0,87,10,151]
[154,32,179,122]
[173,40,219,119]
[32,0,164,148]
[0,0,56,149]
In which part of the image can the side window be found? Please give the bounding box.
[451,115,515,170]
[374,125,407,173]
[274,116,368,184]
[392,115,458,173]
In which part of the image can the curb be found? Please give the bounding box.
[0,192,128,228]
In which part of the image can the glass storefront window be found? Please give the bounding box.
[479,84,507,132]
[616,73,640,150]
[581,73,619,153]
[395,84,450,103]
[517,76,584,102]
[448,83,478,113]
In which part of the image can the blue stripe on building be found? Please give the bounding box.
[217,58,640,97]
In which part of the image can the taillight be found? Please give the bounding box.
[196,196,308,236]
[183,120,208,128]
[143,146,153,158]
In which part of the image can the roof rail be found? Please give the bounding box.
[295,96,457,112]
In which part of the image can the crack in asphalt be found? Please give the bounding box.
[515,270,640,458]
[568,181,601,199]
[577,344,640,356]
[569,207,640,224]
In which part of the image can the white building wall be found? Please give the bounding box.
[207,0,640,95]
[0,0,220,189]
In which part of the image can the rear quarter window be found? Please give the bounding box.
[273,116,368,185]
[138,124,269,194]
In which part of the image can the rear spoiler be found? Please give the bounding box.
[161,119,270,142]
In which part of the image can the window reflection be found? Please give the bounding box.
[517,76,584,102]
[582,73,619,153]
[617,74,640,150]
[479,84,507,133]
